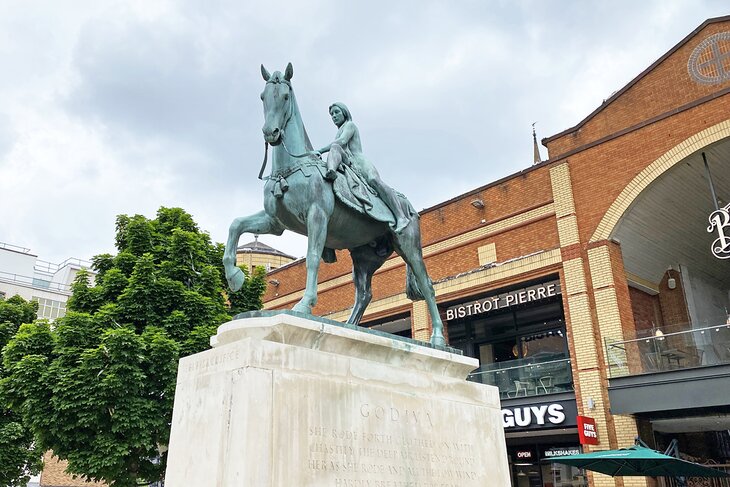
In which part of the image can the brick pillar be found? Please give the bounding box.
[551,162,645,487]
[587,242,647,478]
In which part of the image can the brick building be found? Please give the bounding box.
[39,452,105,487]
[235,236,296,273]
[262,16,730,487]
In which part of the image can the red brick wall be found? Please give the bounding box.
[564,99,730,245]
[264,18,730,329]
[628,287,663,336]
[545,20,730,158]
[658,269,690,329]
[264,165,556,308]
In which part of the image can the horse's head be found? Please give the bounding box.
[260,63,294,146]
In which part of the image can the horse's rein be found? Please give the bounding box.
[258,86,316,179]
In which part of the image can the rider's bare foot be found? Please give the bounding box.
[324,168,337,181]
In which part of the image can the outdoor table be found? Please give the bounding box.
[660,349,687,368]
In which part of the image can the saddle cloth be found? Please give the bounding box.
[290,162,412,227]
[270,160,415,229]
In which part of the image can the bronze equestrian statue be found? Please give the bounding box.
[222,63,446,346]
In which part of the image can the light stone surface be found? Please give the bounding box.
[165,313,510,486]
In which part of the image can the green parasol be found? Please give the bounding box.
[547,439,729,478]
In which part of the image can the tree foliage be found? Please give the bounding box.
[0,295,42,487]
[1,207,267,486]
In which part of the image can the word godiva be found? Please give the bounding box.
[446,281,560,321]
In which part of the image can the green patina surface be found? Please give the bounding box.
[231,309,461,355]
[222,64,447,348]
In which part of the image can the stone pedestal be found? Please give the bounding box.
[165,312,510,486]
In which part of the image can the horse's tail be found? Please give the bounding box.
[406,264,426,301]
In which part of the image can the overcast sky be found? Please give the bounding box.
[1,0,727,264]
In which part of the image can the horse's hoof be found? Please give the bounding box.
[430,333,446,347]
[292,302,312,315]
[226,268,245,292]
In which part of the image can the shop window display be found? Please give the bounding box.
[509,445,587,487]
[448,286,572,397]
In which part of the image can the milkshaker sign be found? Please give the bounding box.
[446,280,561,321]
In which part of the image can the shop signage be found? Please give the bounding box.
[502,400,578,430]
[445,280,561,321]
[577,415,599,445]
[707,203,730,259]
[543,447,581,458]
[514,449,535,461]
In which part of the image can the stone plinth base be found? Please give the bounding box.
[165,312,510,486]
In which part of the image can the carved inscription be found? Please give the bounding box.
[184,349,240,373]
[307,403,478,486]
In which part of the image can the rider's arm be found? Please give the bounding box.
[317,122,355,153]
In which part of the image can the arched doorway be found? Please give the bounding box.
[600,123,730,480]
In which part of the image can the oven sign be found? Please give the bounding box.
[446,281,561,321]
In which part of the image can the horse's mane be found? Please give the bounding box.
[289,86,313,151]
[267,70,313,152]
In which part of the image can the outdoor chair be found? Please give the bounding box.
[508,380,532,397]
[537,376,554,394]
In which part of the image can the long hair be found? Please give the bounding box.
[329,102,352,121]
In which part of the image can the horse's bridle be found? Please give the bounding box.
[258,78,311,179]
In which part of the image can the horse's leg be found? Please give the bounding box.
[347,245,388,325]
[223,210,284,291]
[393,225,446,347]
[292,205,329,314]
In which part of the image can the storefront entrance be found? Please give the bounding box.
[508,443,588,487]
[501,397,586,487]
[447,277,573,400]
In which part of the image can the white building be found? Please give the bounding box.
[0,241,94,320]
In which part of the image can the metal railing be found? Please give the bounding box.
[0,271,72,293]
[605,323,730,378]
[659,464,730,486]
[467,356,573,400]
[0,242,32,253]
[34,257,92,275]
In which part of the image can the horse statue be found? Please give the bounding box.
[222,63,446,347]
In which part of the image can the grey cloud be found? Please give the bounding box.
[2,0,728,264]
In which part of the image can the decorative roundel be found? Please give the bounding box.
[687,32,730,85]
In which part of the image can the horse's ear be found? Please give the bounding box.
[261,65,271,81]
[284,62,293,81]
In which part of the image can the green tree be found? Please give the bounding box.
[0,295,43,487]
[2,207,267,486]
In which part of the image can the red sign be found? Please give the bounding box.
[577,416,599,445]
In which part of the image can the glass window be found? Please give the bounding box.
[32,296,67,321]
[31,278,51,289]
[447,321,468,343]
[540,462,587,487]
[473,313,516,341]
[515,301,563,326]
[521,329,567,360]
[362,314,412,338]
